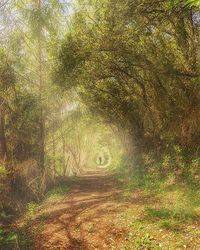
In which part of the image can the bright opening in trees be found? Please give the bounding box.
[0,0,199,249]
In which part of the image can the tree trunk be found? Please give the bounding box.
[0,106,7,160]
[38,111,45,169]
[37,0,45,170]
[62,136,66,175]
[52,135,56,177]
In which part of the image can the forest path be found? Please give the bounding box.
[32,169,129,250]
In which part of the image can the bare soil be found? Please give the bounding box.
[32,170,128,250]
[27,170,200,250]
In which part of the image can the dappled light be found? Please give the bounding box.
[0,0,200,249]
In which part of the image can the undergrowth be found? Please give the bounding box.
[0,182,70,250]
[45,183,70,200]
[115,149,200,249]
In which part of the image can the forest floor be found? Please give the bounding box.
[20,169,200,250]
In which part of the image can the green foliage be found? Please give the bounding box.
[0,49,15,90]
[122,233,161,250]
[0,165,9,209]
[185,0,200,7]
[0,228,18,249]
[57,0,200,176]
[135,234,161,250]
[7,92,40,160]
[0,210,14,223]
[0,164,7,177]
[25,202,39,222]
[38,212,49,222]
[144,207,171,220]
[45,183,70,200]
[118,154,200,248]
[0,226,33,249]
[144,206,197,223]
[120,181,200,248]
[0,1,199,248]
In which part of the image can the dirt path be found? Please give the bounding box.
[24,169,200,250]
[32,170,128,250]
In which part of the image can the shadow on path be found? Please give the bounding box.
[33,170,128,250]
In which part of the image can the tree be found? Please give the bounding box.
[56,0,200,165]
[11,0,69,169]
[0,49,15,160]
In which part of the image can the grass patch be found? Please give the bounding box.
[135,234,161,250]
[45,183,70,200]
[38,212,49,221]
[0,227,33,250]
[12,183,71,249]
[22,183,70,221]
[0,228,18,249]
[120,207,198,249]
[159,220,182,231]
[144,207,171,220]
[25,202,39,222]
[143,205,198,227]
[122,233,162,250]
[0,210,14,223]
[118,169,200,249]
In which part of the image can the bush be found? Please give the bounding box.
[0,227,18,250]
[0,164,12,217]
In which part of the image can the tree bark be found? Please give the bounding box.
[37,0,45,170]
[0,106,7,160]
[52,135,56,177]
[62,135,66,175]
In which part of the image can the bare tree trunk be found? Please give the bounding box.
[52,135,56,177]
[64,156,70,176]
[38,110,45,169]
[0,107,7,160]
[37,0,45,170]
[62,135,66,175]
